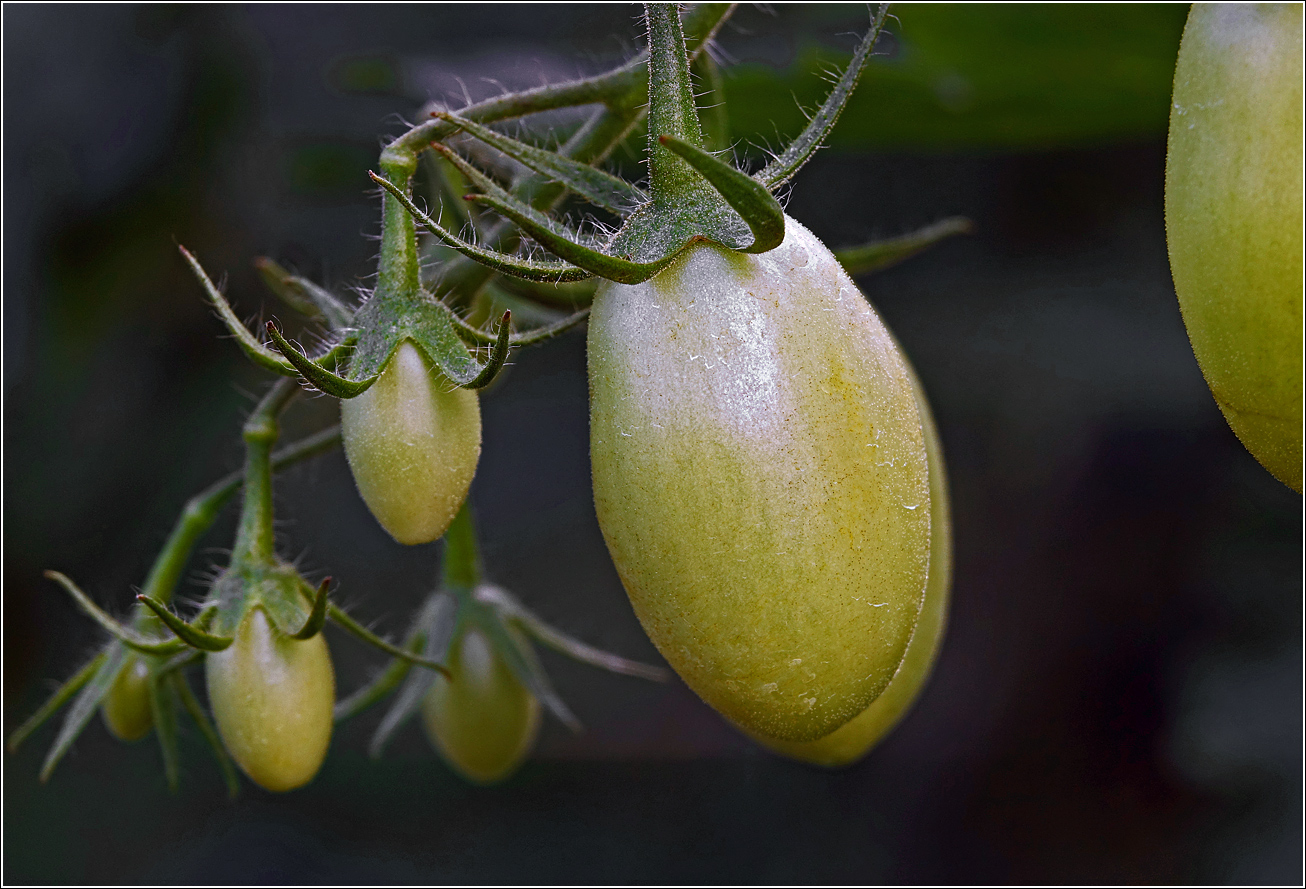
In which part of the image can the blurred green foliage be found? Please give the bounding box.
[329,54,403,96]
[285,141,377,198]
[724,3,1189,152]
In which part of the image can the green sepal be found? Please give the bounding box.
[288,577,331,641]
[435,111,646,213]
[254,257,354,330]
[6,651,106,754]
[328,602,452,677]
[657,134,785,253]
[136,595,234,652]
[178,246,297,376]
[422,150,475,236]
[255,256,319,316]
[757,3,889,188]
[39,643,126,782]
[147,668,180,792]
[368,592,459,758]
[448,285,562,342]
[43,571,186,656]
[494,274,596,309]
[470,603,581,733]
[432,142,630,277]
[409,309,512,390]
[507,307,590,348]
[171,670,240,799]
[265,323,377,399]
[469,192,677,285]
[475,584,669,682]
[334,636,419,723]
[156,647,204,677]
[370,171,592,283]
[834,216,974,277]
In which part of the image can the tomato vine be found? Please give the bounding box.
[10,2,970,792]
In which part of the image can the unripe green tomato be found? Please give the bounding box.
[420,625,541,784]
[205,607,335,792]
[341,340,482,544]
[589,217,932,742]
[100,653,153,742]
[1165,3,1304,492]
[750,360,951,766]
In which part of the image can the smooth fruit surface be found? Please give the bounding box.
[1165,3,1304,491]
[753,357,951,766]
[341,340,482,544]
[206,607,335,792]
[589,217,932,742]
[420,625,541,784]
[100,654,153,742]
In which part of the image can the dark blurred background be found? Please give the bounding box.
[3,4,1301,884]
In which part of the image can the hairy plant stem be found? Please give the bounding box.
[232,377,300,566]
[137,425,342,620]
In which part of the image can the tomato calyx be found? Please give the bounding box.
[334,503,667,779]
[380,4,892,288]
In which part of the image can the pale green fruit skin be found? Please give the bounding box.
[751,359,951,767]
[420,625,541,784]
[206,607,335,793]
[341,341,482,544]
[1165,3,1304,492]
[589,217,932,742]
[101,654,153,742]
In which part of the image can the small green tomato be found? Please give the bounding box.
[100,653,153,742]
[206,607,335,792]
[341,340,482,544]
[420,625,540,784]
[751,360,951,766]
[589,216,932,743]
[1165,3,1304,491]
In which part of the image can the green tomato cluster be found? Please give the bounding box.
[16,4,969,797]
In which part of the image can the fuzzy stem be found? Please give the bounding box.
[135,426,341,619]
[232,378,298,565]
[376,154,422,301]
[441,501,482,595]
[645,3,707,202]
[438,104,644,305]
[386,61,647,164]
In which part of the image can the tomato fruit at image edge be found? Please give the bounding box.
[206,607,335,792]
[589,216,932,743]
[341,340,482,545]
[750,358,951,766]
[1165,2,1304,492]
[420,625,541,784]
[101,653,153,742]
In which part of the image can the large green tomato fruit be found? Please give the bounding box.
[1165,3,1304,492]
[420,625,541,784]
[206,607,335,792]
[341,340,482,544]
[750,359,951,766]
[100,653,153,742]
[589,217,932,742]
